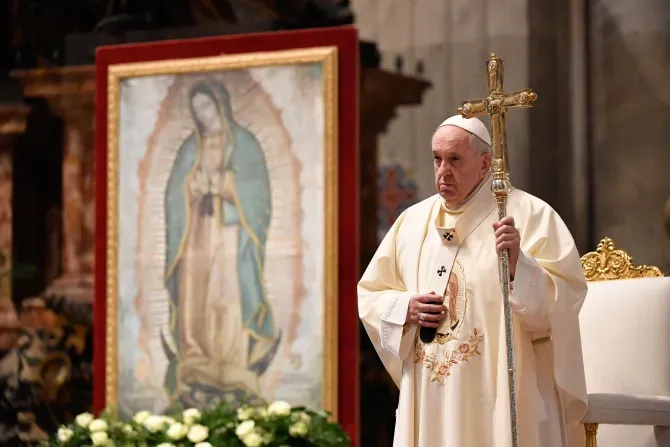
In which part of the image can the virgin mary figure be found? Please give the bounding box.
[161,79,280,408]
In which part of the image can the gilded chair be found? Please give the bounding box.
[579,237,670,447]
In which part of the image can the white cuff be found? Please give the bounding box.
[509,250,550,330]
[380,293,414,360]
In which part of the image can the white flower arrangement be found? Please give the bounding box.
[44,401,349,446]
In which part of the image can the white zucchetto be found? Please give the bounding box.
[437,115,491,145]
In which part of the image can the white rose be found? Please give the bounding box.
[291,412,311,424]
[133,410,151,424]
[121,424,134,435]
[166,422,189,440]
[194,443,213,447]
[262,432,274,444]
[267,401,291,416]
[235,420,255,438]
[75,412,94,428]
[156,444,176,447]
[242,432,263,447]
[144,415,165,433]
[90,431,109,446]
[182,408,201,425]
[89,419,108,432]
[237,406,255,421]
[187,424,209,443]
[162,416,176,425]
[289,421,309,437]
[57,427,73,442]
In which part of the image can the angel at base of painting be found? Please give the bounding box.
[161,79,281,409]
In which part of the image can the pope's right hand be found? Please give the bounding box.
[406,292,447,328]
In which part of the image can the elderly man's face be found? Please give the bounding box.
[432,125,491,206]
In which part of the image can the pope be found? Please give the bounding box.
[358,115,589,446]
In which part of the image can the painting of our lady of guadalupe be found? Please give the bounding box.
[162,79,281,408]
[111,53,335,419]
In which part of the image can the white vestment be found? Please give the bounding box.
[358,176,588,447]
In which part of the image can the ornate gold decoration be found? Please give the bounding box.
[580,237,664,282]
[415,329,484,384]
[11,65,96,98]
[584,423,598,447]
[0,105,30,135]
[457,52,537,447]
[38,351,73,401]
[65,324,88,354]
[106,47,339,418]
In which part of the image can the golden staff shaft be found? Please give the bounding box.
[458,54,537,447]
[490,112,519,447]
[459,53,536,447]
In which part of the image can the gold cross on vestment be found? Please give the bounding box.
[457,53,537,182]
[456,53,537,447]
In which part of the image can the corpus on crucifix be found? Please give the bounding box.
[359,52,589,446]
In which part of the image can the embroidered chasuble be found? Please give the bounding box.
[358,176,588,447]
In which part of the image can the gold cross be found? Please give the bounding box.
[455,53,537,447]
[457,53,537,184]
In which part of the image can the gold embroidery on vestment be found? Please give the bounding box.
[432,259,467,345]
[415,329,484,384]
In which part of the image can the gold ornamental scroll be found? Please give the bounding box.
[457,53,537,447]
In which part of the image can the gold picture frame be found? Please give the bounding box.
[104,47,340,418]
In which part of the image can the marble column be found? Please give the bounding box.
[0,92,94,439]
[12,66,96,299]
[0,83,95,438]
[589,0,670,272]
[0,103,38,445]
[51,95,95,279]
[0,104,29,350]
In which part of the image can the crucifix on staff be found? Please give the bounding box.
[458,52,538,447]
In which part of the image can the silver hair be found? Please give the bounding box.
[470,133,492,155]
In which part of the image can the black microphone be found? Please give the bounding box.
[420,318,439,343]
[419,290,444,343]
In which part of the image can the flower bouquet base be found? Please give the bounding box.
[47,401,350,447]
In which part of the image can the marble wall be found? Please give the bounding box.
[351,0,582,238]
[353,0,537,199]
[353,0,670,262]
[589,0,670,273]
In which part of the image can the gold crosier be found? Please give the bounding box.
[457,53,537,447]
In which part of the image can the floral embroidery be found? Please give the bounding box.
[415,329,484,384]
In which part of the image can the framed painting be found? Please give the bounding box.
[94,27,359,440]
